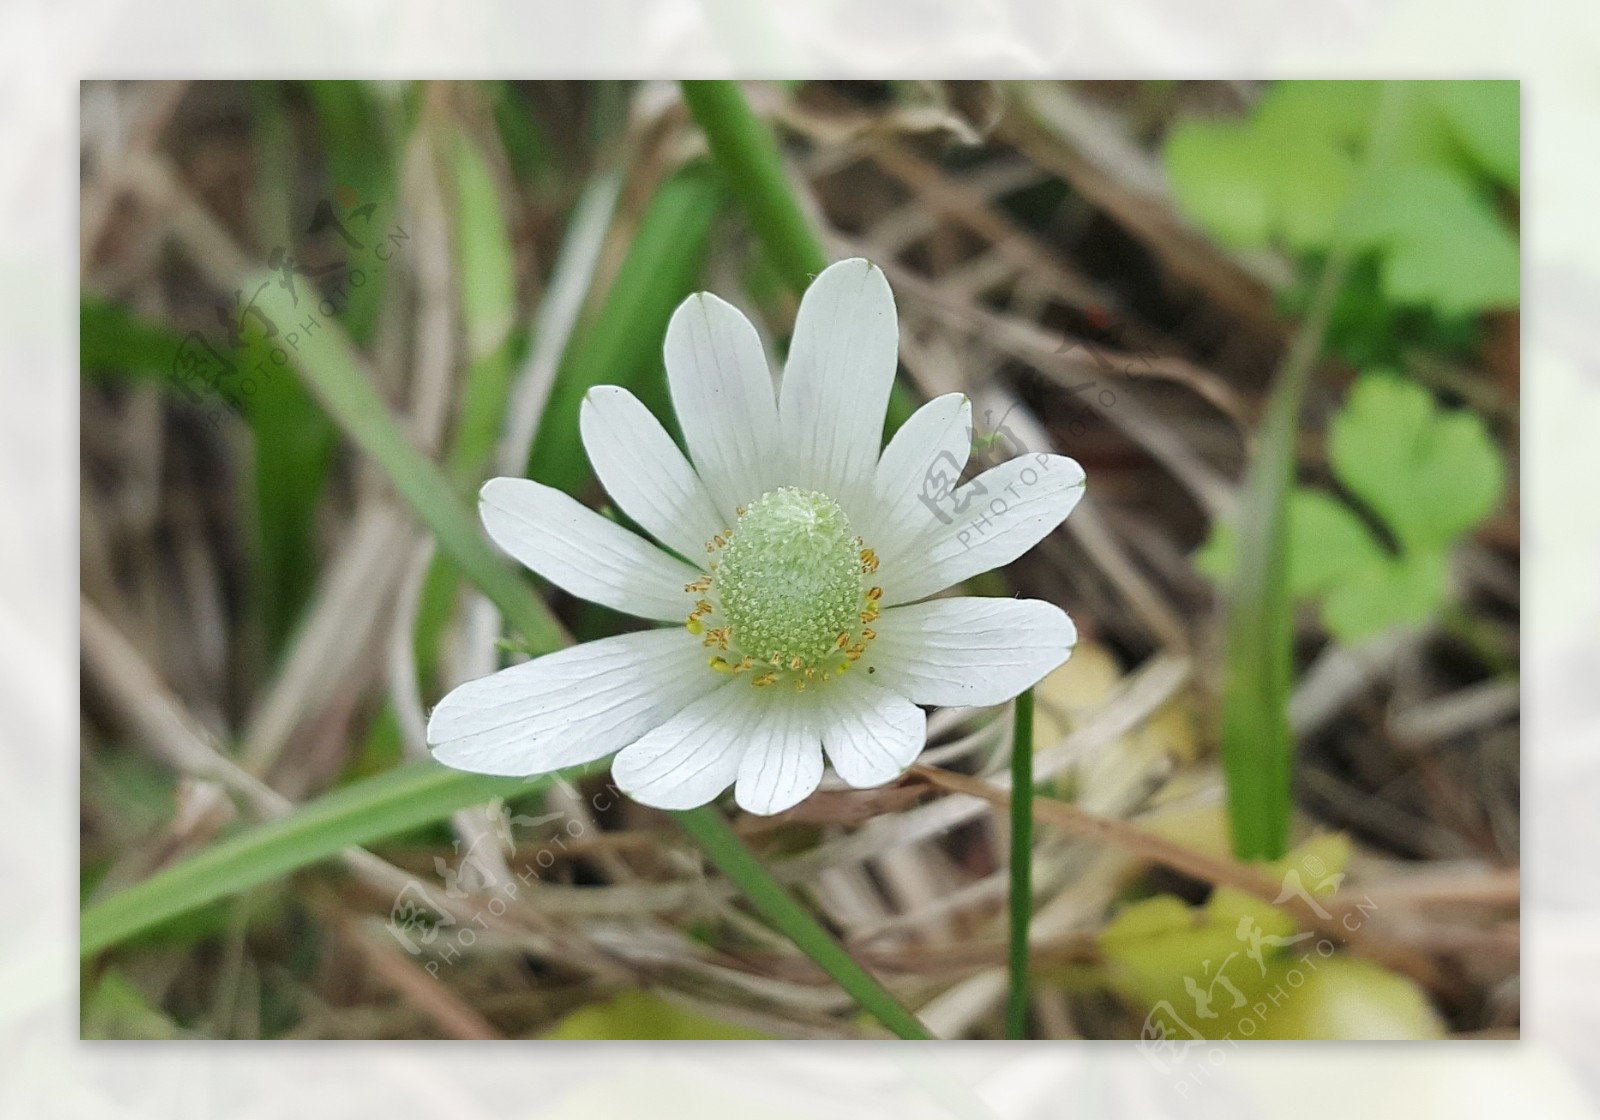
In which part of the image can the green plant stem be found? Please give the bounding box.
[673,805,933,1040]
[1220,82,1409,859]
[679,79,916,430]
[1005,688,1035,1039]
[679,80,827,294]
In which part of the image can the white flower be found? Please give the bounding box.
[427,259,1085,816]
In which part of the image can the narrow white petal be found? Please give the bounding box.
[867,392,972,565]
[611,682,760,810]
[878,453,1086,605]
[480,477,701,623]
[816,674,927,789]
[580,385,724,561]
[734,694,823,816]
[427,629,717,777]
[779,258,899,513]
[663,291,782,521]
[865,597,1077,708]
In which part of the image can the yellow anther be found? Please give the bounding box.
[860,548,880,574]
[695,599,713,615]
[703,627,730,650]
[736,505,745,516]
[835,662,850,674]
[751,672,777,688]
[793,678,807,692]
[789,654,805,671]
[861,627,876,641]
[734,657,754,673]
[712,534,727,549]
[709,656,733,673]
[866,586,883,601]
[686,618,704,635]
[684,576,711,593]
[836,631,851,649]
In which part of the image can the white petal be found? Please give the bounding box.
[815,674,927,789]
[580,385,724,561]
[480,477,701,623]
[864,597,1077,708]
[427,629,717,777]
[877,453,1086,605]
[867,392,972,565]
[663,291,782,521]
[779,258,899,514]
[611,682,760,810]
[734,694,823,816]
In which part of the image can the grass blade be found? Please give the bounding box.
[673,806,933,1040]
[679,79,917,431]
[81,762,592,957]
[1220,83,1408,859]
[246,274,565,655]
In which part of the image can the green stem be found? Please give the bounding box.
[673,805,934,1040]
[679,80,827,293]
[679,79,916,430]
[1005,688,1035,1039]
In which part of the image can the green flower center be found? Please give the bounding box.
[685,487,883,690]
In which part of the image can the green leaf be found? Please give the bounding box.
[1198,489,1382,599]
[1328,373,1505,551]
[1346,165,1519,314]
[1428,80,1520,189]
[1320,548,1449,641]
[1164,80,1519,315]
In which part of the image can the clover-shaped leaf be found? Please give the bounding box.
[1199,373,1504,643]
[1164,80,1519,316]
[1327,373,1506,552]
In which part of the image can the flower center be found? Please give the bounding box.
[684,487,882,690]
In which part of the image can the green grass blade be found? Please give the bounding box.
[247,274,565,655]
[1219,83,1409,859]
[679,80,827,295]
[673,805,933,1040]
[80,762,592,958]
[679,79,916,430]
[1005,688,1035,1038]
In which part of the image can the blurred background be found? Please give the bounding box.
[79,80,1518,1041]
